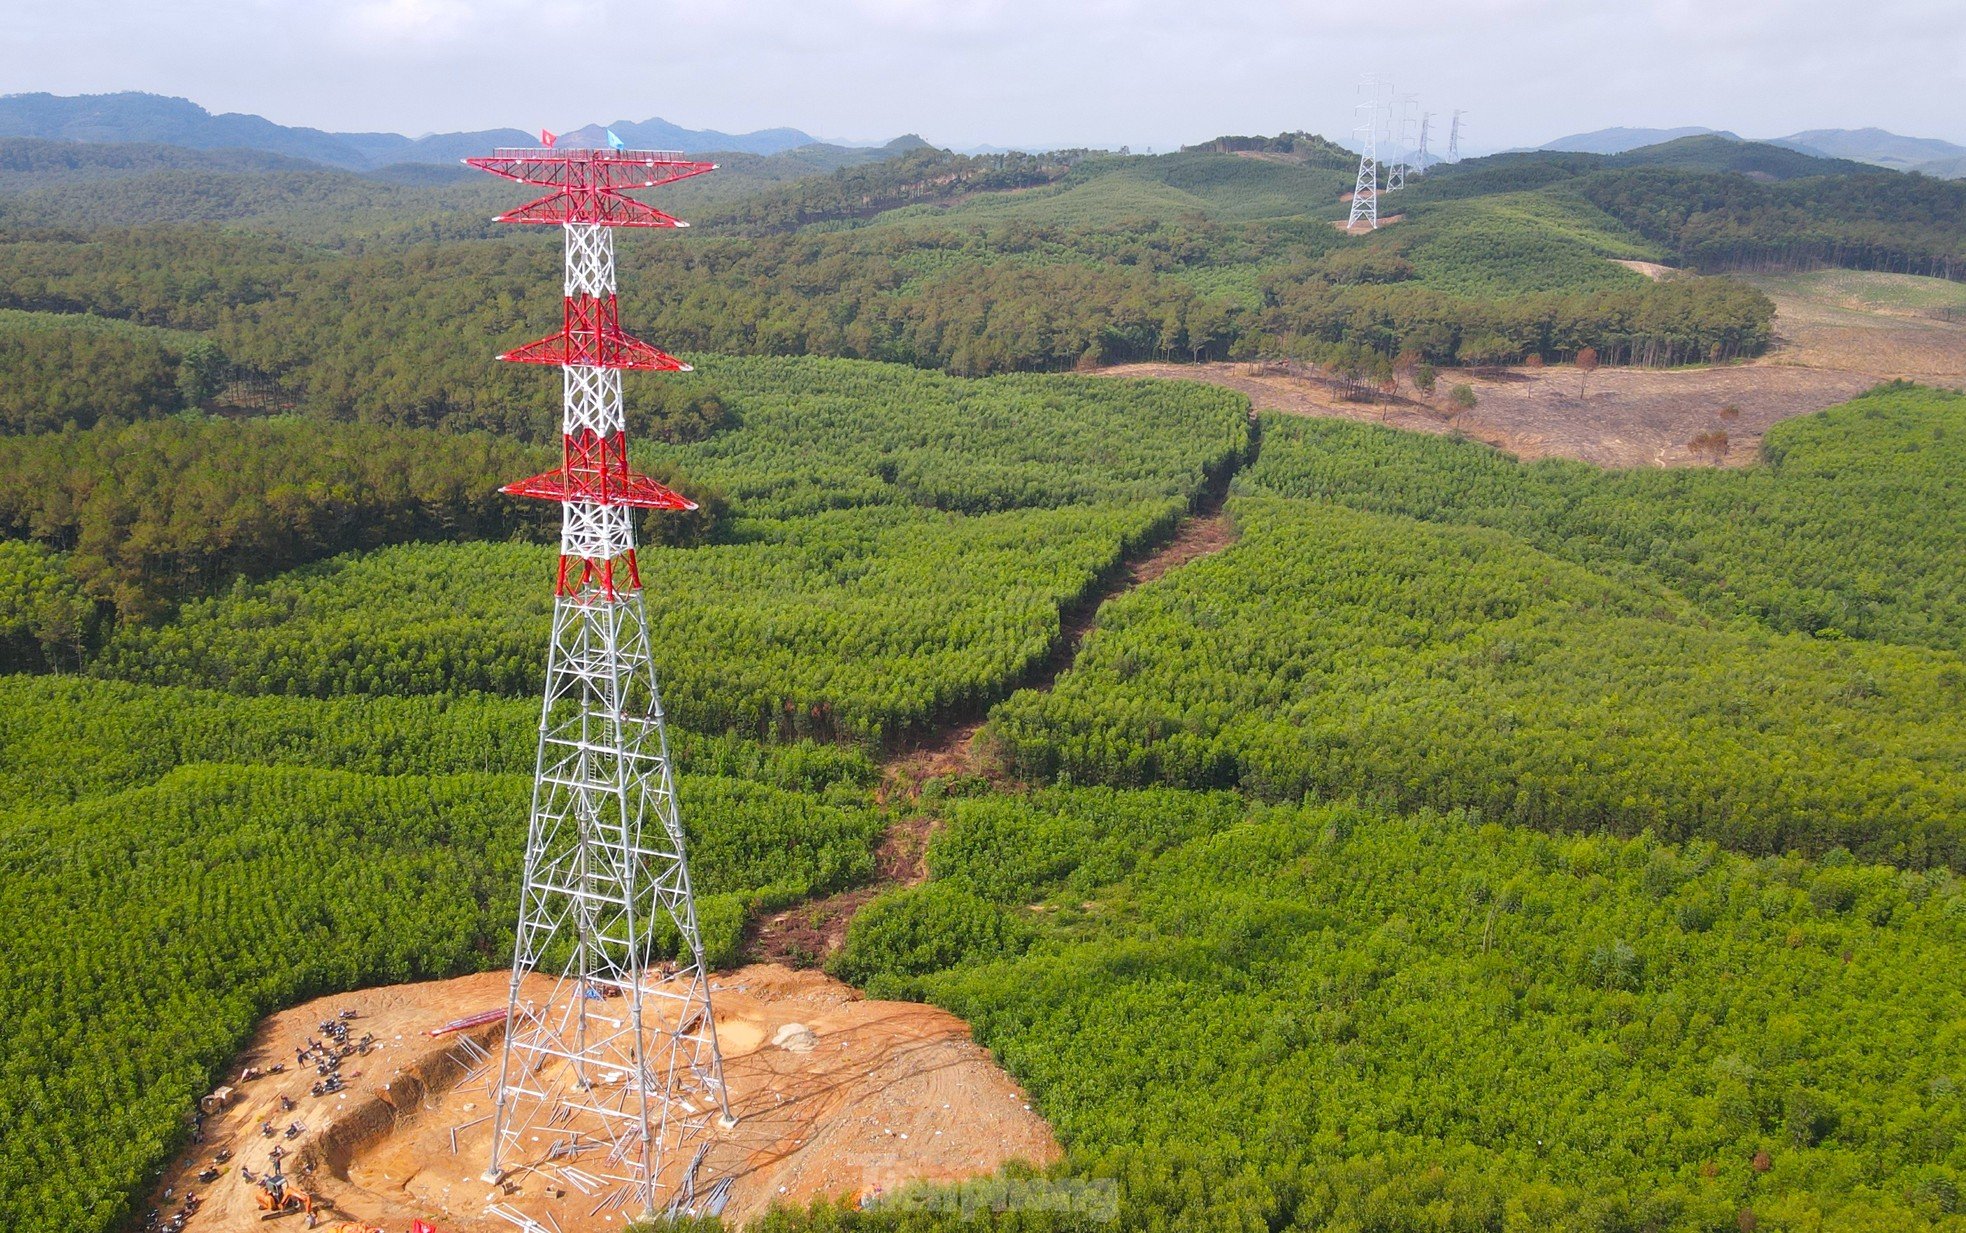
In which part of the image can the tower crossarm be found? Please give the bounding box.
[465,149,717,227]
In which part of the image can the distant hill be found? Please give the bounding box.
[1915,155,1966,180]
[1535,123,1966,179]
[1772,127,1966,178]
[0,136,324,188]
[0,93,373,167]
[1605,134,1874,180]
[1540,126,1729,154]
[0,92,888,170]
[557,119,813,156]
[1182,131,1356,169]
[1439,135,1876,192]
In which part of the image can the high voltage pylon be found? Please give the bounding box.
[1347,75,1383,231]
[1448,109,1466,162]
[464,139,734,1221]
[1417,112,1434,175]
[1385,92,1418,191]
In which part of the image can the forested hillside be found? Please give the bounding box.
[3,116,1965,1233]
[0,730,883,1232]
[1416,148,1966,281]
[991,387,1966,867]
[823,789,1966,1230]
[1239,385,1966,649]
[0,135,1823,398]
[0,353,1249,1232]
[0,359,1248,713]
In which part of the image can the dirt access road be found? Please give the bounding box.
[1102,270,1966,469]
[744,489,1242,967]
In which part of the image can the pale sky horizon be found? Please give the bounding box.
[5,0,1964,153]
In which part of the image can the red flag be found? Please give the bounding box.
[540,129,557,147]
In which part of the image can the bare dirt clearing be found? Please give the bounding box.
[1613,259,1684,281]
[1332,213,1404,232]
[151,967,1056,1232]
[1751,274,1966,385]
[1098,359,1866,467]
[1102,273,1964,469]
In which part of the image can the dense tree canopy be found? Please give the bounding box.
[821,788,1966,1231]
[2,130,1963,1233]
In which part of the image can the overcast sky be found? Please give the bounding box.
[6,0,1964,151]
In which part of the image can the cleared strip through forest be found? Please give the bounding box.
[742,410,1261,965]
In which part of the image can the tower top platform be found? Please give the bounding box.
[465,149,717,227]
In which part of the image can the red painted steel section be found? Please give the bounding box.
[499,294,691,371]
[502,430,697,511]
[464,148,715,228]
[545,552,638,600]
[429,1007,507,1036]
[469,144,710,597]
[498,192,689,228]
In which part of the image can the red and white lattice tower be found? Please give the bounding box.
[464,143,730,1218]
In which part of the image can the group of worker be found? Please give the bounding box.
[140,1189,199,1233]
[301,1009,375,1098]
[157,1006,379,1231]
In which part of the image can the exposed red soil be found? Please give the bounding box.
[1613,259,1685,281]
[1332,213,1405,232]
[1098,358,1891,468]
[150,967,1057,1233]
[1127,511,1236,584]
[1754,280,1966,386]
[744,813,938,966]
[1097,282,1965,470]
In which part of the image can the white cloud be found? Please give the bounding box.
[0,0,1959,147]
[344,0,478,42]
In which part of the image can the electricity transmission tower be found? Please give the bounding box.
[1386,93,1419,191]
[1348,76,1382,231]
[1417,112,1434,176]
[1448,109,1466,162]
[464,140,734,1220]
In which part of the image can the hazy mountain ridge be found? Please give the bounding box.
[0,91,885,169]
[1540,124,1966,178]
[1773,126,1966,177]
[1539,126,1732,154]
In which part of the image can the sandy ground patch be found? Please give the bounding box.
[148,966,1057,1232]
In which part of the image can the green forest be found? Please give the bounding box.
[1,122,1964,1233]
[820,788,1966,1231]
[990,387,1966,865]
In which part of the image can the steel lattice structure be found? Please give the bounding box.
[464,145,731,1220]
[1348,81,1381,232]
[1385,92,1417,192]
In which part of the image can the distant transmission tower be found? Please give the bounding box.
[1448,109,1466,162]
[1348,76,1382,231]
[1416,112,1434,176]
[465,140,734,1219]
[1386,93,1418,191]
